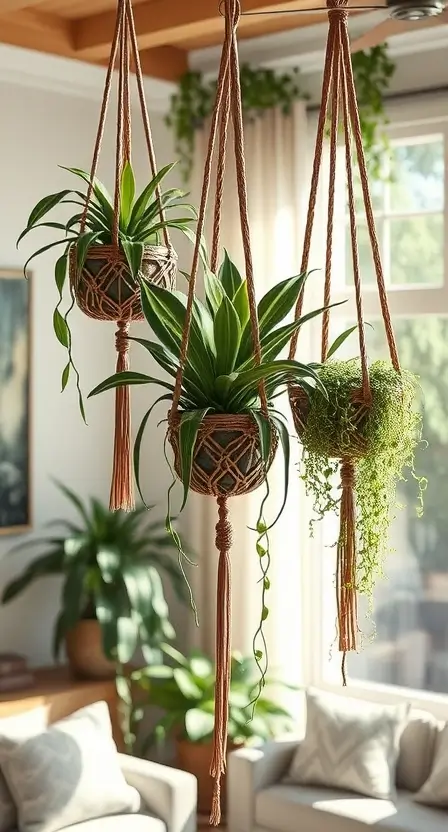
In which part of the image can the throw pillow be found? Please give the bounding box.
[287,688,409,800]
[0,706,47,832]
[0,701,141,832]
[414,723,448,807]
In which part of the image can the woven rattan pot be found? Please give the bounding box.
[289,383,370,459]
[65,620,116,681]
[168,413,278,498]
[70,244,177,321]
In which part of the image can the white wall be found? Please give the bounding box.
[0,64,191,665]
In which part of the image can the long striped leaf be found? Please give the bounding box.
[178,408,210,510]
[134,395,173,505]
[219,251,243,299]
[213,295,242,376]
[127,163,177,232]
[88,371,174,398]
[25,190,72,230]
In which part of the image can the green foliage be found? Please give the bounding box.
[165,49,395,182]
[18,162,197,418]
[166,66,308,181]
[130,646,297,750]
[1,481,188,666]
[89,251,336,689]
[351,46,396,181]
[300,359,426,600]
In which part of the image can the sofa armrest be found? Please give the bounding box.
[118,754,197,832]
[227,739,299,832]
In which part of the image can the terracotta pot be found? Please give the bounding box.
[65,620,116,680]
[175,739,242,816]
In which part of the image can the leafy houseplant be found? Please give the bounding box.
[1,482,186,679]
[18,161,197,416]
[130,645,296,814]
[89,252,337,679]
[296,359,426,607]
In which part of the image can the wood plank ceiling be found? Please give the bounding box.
[0,0,374,81]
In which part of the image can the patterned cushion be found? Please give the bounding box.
[287,688,409,800]
[414,723,448,807]
[0,701,141,832]
[396,709,440,792]
[0,707,47,832]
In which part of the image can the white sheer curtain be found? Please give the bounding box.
[183,101,310,691]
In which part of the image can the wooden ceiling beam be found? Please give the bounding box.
[0,0,48,12]
[0,9,73,56]
[73,0,333,59]
[138,46,189,82]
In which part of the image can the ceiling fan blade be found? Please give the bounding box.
[351,8,448,53]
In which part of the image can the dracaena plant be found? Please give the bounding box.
[17,161,197,419]
[89,252,343,687]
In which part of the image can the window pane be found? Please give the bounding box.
[389,214,444,287]
[390,137,444,213]
[344,222,378,286]
[322,318,448,694]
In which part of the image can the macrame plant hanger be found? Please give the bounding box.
[288,0,400,681]
[71,0,177,512]
[168,0,274,824]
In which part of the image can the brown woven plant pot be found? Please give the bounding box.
[289,383,370,459]
[70,244,177,321]
[168,413,278,497]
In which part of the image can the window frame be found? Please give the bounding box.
[302,92,448,719]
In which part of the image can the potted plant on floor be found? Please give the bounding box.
[130,646,296,816]
[1,481,188,679]
[18,162,197,417]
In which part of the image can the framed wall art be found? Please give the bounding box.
[0,269,31,535]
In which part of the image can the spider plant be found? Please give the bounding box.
[17,161,198,419]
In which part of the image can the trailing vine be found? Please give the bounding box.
[166,47,396,182]
[301,360,426,602]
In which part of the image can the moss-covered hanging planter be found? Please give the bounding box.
[294,360,425,602]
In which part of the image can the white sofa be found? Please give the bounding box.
[227,710,448,832]
[4,754,197,832]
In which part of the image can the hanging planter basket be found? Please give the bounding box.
[287,0,425,677]
[70,244,177,321]
[168,413,278,498]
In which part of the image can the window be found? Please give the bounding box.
[306,96,448,708]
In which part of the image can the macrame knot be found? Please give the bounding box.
[340,458,355,489]
[215,496,232,552]
[115,320,130,356]
[326,0,349,21]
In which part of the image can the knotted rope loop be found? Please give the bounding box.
[340,457,355,489]
[327,0,349,22]
[115,320,130,356]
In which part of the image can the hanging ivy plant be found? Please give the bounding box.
[166,47,395,182]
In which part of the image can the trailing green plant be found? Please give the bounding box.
[300,359,426,601]
[166,49,395,182]
[1,481,188,665]
[89,252,346,690]
[17,161,197,419]
[166,66,308,180]
[129,645,297,751]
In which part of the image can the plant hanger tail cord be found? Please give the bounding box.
[77,0,171,512]
[169,1,268,826]
[287,0,401,676]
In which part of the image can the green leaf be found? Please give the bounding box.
[204,269,225,316]
[53,309,69,348]
[24,190,72,231]
[61,563,88,629]
[96,546,121,582]
[1,551,64,604]
[269,412,291,528]
[120,161,136,230]
[122,240,144,281]
[178,408,210,510]
[213,295,242,376]
[189,653,213,679]
[75,231,102,272]
[122,563,155,622]
[326,324,369,360]
[237,272,307,365]
[185,709,215,742]
[219,251,243,299]
[233,280,250,330]
[134,395,174,506]
[251,411,274,468]
[61,363,70,391]
[60,167,114,228]
[128,163,177,232]
[161,642,189,667]
[173,668,202,700]
[22,239,75,279]
[55,254,68,298]
[17,220,68,247]
[88,371,174,398]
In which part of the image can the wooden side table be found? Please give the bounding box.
[0,666,123,749]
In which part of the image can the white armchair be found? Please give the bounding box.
[119,755,197,832]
